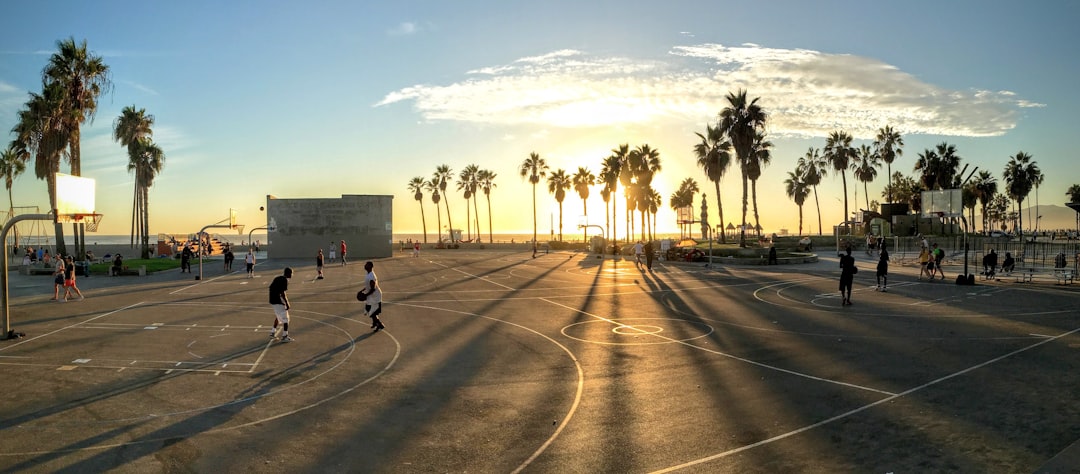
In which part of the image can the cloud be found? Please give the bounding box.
[376,43,1039,139]
[120,80,159,96]
[388,22,420,36]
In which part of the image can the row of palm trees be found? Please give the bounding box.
[1,38,166,259]
[407,165,497,244]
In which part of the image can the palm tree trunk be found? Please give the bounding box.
[131,185,137,247]
[752,179,760,237]
[798,204,804,237]
[486,194,493,244]
[473,196,480,242]
[419,201,427,243]
[740,171,748,247]
[714,181,725,244]
[813,185,822,236]
[443,197,454,244]
[886,163,893,203]
[435,205,442,244]
[864,181,870,211]
[841,172,849,227]
[142,185,151,258]
[558,201,564,241]
[531,184,538,250]
[464,196,471,241]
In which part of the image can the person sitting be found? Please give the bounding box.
[85,250,96,263]
[1001,252,1015,274]
[798,236,813,251]
[982,249,998,279]
[111,253,124,276]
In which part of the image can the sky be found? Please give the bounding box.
[1,0,1078,242]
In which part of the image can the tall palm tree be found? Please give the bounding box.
[675,178,700,238]
[798,147,826,236]
[457,164,479,242]
[44,37,112,258]
[934,142,962,190]
[613,144,633,242]
[1003,151,1038,242]
[962,181,978,233]
[747,132,771,236]
[600,154,621,246]
[477,169,497,243]
[824,130,856,226]
[972,171,997,233]
[113,105,155,247]
[547,168,571,242]
[1030,168,1044,235]
[630,144,662,241]
[434,165,455,243]
[853,144,880,211]
[425,178,443,243]
[873,125,904,203]
[12,82,71,255]
[719,89,767,246]
[694,123,732,243]
[1,145,27,247]
[784,169,811,237]
[407,177,428,243]
[127,138,165,258]
[646,187,661,241]
[572,166,596,242]
[520,152,549,251]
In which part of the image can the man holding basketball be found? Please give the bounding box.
[357,261,385,332]
[268,267,294,342]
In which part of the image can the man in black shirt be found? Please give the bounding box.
[268,267,294,342]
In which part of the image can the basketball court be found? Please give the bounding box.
[1,245,1079,472]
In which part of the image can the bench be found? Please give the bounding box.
[111,265,147,277]
[1015,267,1055,283]
[20,265,56,276]
[1054,269,1074,285]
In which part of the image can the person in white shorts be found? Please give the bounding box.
[268,267,294,342]
[360,261,385,332]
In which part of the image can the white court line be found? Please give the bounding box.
[168,272,237,295]
[652,325,1080,473]
[430,261,517,291]
[392,301,583,474]
[541,298,895,396]
[0,302,145,352]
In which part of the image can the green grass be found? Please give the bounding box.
[89,257,183,275]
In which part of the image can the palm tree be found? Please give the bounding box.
[646,188,661,240]
[457,164,479,242]
[44,37,112,258]
[600,154,621,246]
[798,147,826,236]
[630,144,662,241]
[962,181,978,233]
[747,132,771,236]
[613,144,633,242]
[873,125,904,203]
[407,177,428,243]
[1,145,27,246]
[477,169,497,243]
[824,130,856,227]
[12,82,71,255]
[972,171,997,233]
[572,166,596,242]
[126,138,165,258]
[853,144,880,211]
[1067,184,1080,204]
[113,105,155,247]
[434,165,455,243]
[520,152,549,252]
[1030,168,1044,235]
[719,89,767,247]
[547,168,571,242]
[784,169,811,237]
[425,178,443,244]
[934,142,962,190]
[1003,151,1038,242]
[694,123,732,243]
[676,178,700,238]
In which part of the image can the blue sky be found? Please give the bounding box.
[2,1,1077,240]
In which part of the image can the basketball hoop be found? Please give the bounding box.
[70,213,104,233]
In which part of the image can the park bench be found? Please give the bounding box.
[1054,268,1074,285]
[111,265,147,277]
[1015,267,1053,283]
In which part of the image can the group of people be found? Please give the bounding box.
[268,257,382,343]
[633,241,656,270]
[917,240,948,281]
[50,254,85,302]
[837,242,892,306]
[981,249,1016,280]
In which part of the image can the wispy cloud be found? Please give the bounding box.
[120,80,159,96]
[377,43,1040,138]
[388,22,420,36]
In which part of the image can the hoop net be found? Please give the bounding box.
[70,213,104,233]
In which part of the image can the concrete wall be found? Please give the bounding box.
[265,194,393,259]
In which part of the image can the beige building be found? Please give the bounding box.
[264,194,393,259]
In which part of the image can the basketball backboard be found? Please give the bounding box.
[54,172,95,220]
[921,189,963,218]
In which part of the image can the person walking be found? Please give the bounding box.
[316,249,325,280]
[359,260,385,332]
[51,255,66,301]
[644,241,655,270]
[340,240,348,266]
[245,248,256,278]
[839,246,856,306]
[268,267,294,342]
[181,244,193,273]
[982,249,998,280]
[932,243,946,280]
[633,241,644,267]
[876,246,889,291]
[61,256,85,302]
[224,245,235,271]
[918,245,931,281]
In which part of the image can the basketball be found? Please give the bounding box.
[356,290,368,301]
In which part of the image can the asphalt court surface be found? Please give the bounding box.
[1,250,1079,472]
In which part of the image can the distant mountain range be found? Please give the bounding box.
[975,204,1079,231]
